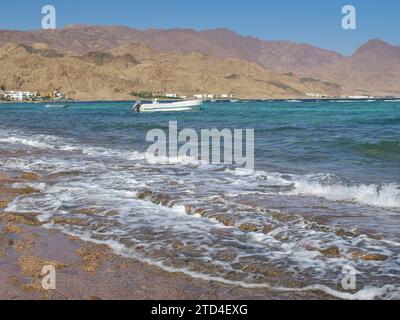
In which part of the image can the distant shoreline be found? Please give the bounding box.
[1,97,400,104]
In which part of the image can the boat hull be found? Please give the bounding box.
[138,100,203,113]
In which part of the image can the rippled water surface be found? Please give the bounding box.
[1,100,399,299]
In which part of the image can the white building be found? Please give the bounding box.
[221,94,235,99]
[165,93,178,98]
[4,91,36,101]
[194,94,215,99]
[306,93,329,98]
[53,91,66,100]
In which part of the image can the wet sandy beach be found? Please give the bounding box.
[0,170,330,300]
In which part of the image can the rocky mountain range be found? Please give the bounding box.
[1,25,399,99]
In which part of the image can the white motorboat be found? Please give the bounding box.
[132,99,202,113]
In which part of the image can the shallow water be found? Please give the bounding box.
[1,100,399,299]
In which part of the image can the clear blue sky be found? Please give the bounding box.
[0,0,399,55]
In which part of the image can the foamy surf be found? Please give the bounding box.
[291,178,400,209]
[1,100,400,300]
[225,168,400,210]
[37,222,400,300]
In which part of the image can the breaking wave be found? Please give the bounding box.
[2,126,400,300]
[290,175,400,209]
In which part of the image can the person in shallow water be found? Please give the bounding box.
[133,101,142,112]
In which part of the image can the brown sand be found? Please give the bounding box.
[0,171,331,300]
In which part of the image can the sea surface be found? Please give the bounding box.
[1,100,399,299]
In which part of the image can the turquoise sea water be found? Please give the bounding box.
[1,100,399,299]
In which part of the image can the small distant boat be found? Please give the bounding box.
[230,99,239,103]
[132,99,202,113]
[45,104,69,109]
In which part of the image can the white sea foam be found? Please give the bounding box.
[0,129,208,167]
[3,129,397,212]
[224,168,400,209]
[12,182,47,191]
[290,177,400,209]
[0,131,80,151]
[2,127,400,299]
[3,128,399,211]
[39,223,400,300]
[0,136,56,149]
[99,241,400,300]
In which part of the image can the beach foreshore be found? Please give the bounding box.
[0,170,331,300]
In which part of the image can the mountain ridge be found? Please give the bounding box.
[1,26,400,98]
[1,42,343,100]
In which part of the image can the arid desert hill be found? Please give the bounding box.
[1,25,400,98]
[0,42,342,100]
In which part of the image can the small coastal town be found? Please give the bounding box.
[0,88,68,101]
[2,88,398,102]
[0,88,239,102]
[131,91,238,101]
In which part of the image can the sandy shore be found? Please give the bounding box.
[0,171,331,300]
